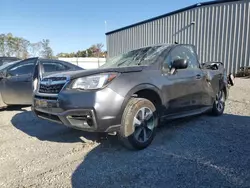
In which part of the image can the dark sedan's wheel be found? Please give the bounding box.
[118,98,158,150]
[211,89,225,116]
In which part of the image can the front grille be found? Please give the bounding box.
[38,76,68,94]
[39,83,65,94]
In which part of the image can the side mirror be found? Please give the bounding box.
[172,59,188,70]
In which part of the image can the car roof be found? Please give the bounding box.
[0,56,20,60]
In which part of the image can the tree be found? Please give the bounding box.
[96,43,104,53]
[88,43,104,57]
[5,33,15,56]
[102,50,107,58]
[0,33,50,58]
[56,43,106,58]
[29,42,42,57]
[16,38,30,59]
[0,33,30,58]
[0,34,6,56]
[40,39,53,59]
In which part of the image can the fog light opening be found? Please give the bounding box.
[86,115,93,127]
[67,113,94,128]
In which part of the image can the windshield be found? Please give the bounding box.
[0,60,20,71]
[101,44,171,68]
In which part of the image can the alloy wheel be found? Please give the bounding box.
[215,90,225,112]
[133,107,155,143]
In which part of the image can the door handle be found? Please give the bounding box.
[196,74,202,79]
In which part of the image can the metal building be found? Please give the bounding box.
[106,0,250,74]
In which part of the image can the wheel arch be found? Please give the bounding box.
[118,84,163,121]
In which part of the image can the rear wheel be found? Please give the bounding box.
[211,89,225,116]
[118,98,158,150]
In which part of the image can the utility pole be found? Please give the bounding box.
[97,49,100,68]
[76,53,78,66]
[105,20,107,33]
[104,20,108,65]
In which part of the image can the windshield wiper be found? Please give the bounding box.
[117,59,129,67]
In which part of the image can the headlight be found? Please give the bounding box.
[71,73,119,90]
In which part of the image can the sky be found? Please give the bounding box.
[0,0,209,55]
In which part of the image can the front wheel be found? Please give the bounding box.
[211,89,225,116]
[118,98,158,150]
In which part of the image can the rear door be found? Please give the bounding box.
[161,45,206,115]
[1,58,37,105]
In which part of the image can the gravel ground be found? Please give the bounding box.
[0,78,250,188]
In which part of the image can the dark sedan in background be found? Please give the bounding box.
[0,57,83,108]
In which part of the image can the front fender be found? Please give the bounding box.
[117,83,163,121]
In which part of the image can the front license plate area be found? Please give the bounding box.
[35,99,48,107]
[35,99,58,108]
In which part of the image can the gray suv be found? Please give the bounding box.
[32,44,233,150]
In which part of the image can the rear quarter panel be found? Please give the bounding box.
[202,67,227,99]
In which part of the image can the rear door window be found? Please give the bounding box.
[42,60,70,73]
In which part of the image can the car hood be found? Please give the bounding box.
[42,66,146,80]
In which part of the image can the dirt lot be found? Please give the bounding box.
[0,78,250,188]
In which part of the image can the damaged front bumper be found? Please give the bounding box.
[32,87,125,133]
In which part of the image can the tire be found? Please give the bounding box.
[211,89,226,116]
[118,98,158,150]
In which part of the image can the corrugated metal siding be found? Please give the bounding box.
[106,0,250,74]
